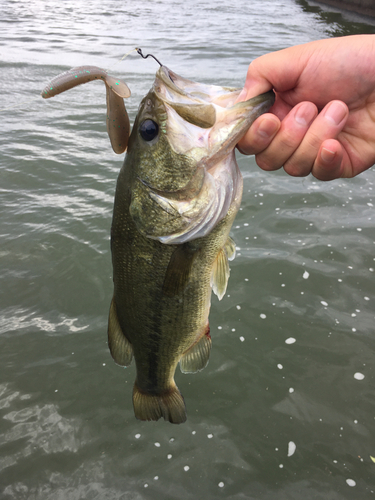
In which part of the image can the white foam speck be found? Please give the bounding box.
[321,301,328,307]
[192,431,196,435]
[303,271,309,279]
[260,313,266,319]
[218,482,224,488]
[357,228,362,232]
[154,476,159,480]
[277,364,283,370]
[239,336,245,342]
[167,454,172,459]
[236,305,241,310]
[207,434,213,439]
[285,337,296,344]
[288,441,296,457]
[218,326,222,330]
[144,484,148,488]
[184,466,190,471]
[154,442,161,447]
[346,479,356,487]
[364,296,370,301]
[135,434,141,439]
[289,388,294,393]
[279,464,284,468]
[367,202,373,207]
[354,372,365,380]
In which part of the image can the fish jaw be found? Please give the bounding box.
[129,66,274,244]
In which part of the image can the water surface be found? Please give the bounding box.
[1,1,375,498]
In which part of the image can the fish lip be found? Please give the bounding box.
[155,66,187,97]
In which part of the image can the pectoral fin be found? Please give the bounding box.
[224,236,236,261]
[107,298,133,366]
[180,329,212,373]
[211,247,230,301]
[162,244,196,297]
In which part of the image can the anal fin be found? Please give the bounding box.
[180,328,212,374]
[107,297,133,366]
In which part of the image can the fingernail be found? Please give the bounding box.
[324,101,347,126]
[237,88,247,102]
[257,118,279,139]
[294,104,316,127]
[321,147,336,163]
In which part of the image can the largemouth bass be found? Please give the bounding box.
[41,61,274,424]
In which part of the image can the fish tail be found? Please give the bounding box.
[132,382,187,424]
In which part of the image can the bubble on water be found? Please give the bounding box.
[289,388,294,393]
[217,326,222,330]
[321,301,328,307]
[367,202,373,207]
[285,338,296,344]
[192,431,196,435]
[346,479,356,487]
[184,466,190,472]
[364,296,370,301]
[154,442,161,447]
[279,464,284,468]
[354,372,365,380]
[357,228,362,232]
[288,441,296,457]
[239,336,245,342]
[135,434,141,439]
[277,364,283,370]
[207,434,213,439]
[260,314,266,319]
[236,305,241,310]
[218,482,225,488]
[167,454,172,459]
[154,476,159,480]
[144,483,148,488]
[302,271,309,279]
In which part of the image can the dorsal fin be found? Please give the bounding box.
[107,298,133,366]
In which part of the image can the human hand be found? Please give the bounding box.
[237,35,375,180]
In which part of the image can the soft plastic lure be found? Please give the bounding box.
[41,66,131,154]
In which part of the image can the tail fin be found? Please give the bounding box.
[133,382,187,424]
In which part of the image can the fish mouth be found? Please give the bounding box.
[152,65,274,167]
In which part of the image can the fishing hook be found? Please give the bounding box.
[136,48,163,67]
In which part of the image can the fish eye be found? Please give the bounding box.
[139,119,159,142]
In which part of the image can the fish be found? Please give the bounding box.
[41,61,274,424]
